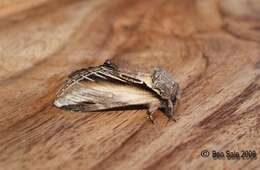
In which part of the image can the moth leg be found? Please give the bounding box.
[147,102,160,124]
[166,99,177,122]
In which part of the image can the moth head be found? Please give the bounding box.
[152,68,180,100]
[160,100,175,120]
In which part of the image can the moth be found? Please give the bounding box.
[54,60,180,123]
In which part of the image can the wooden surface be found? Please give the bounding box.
[0,0,260,170]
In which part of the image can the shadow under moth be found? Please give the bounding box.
[54,60,180,123]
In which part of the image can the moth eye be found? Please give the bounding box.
[171,95,177,103]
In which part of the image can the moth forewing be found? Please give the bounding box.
[117,71,162,96]
[54,79,160,112]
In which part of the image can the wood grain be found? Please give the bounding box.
[0,0,260,170]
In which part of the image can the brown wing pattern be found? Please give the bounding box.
[54,61,160,112]
[54,79,160,112]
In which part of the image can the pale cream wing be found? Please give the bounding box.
[119,71,162,96]
[54,79,160,112]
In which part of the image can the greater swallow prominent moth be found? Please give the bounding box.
[54,60,180,123]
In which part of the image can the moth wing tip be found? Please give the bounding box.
[53,98,65,108]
